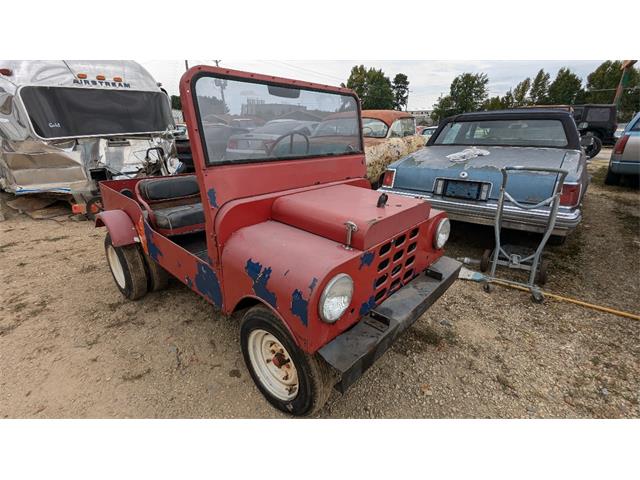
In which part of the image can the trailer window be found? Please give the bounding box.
[19,86,174,139]
[194,74,362,165]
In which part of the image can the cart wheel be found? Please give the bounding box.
[85,196,104,221]
[483,282,494,293]
[480,249,492,272]
[535,260,549,286]
[104,234,148,300]
[241,305,335,416]
[144,254,170,292]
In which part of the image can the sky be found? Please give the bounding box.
[140,60,604,110]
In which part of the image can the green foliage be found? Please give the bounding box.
[529,69,550,104]
[547,68,583,105]
[170,95,181,110]
[392,73,410,111]
[345,65,395,110]
[512,78,531,106]
[431,72,489,121]
[584,60,640,121]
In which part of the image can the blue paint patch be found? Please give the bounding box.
[207,188,218,209]
[308,277,318,293]
[195,262,222,307]
[359,296,376,316]
[245,259,277,308]
[359,251,374,269]
[144,221,162,261]
[290,289,309,326]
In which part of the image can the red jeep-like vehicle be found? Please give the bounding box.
[96,66,461,415]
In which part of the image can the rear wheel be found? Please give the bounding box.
[240,306,335,416]
[584,134,602,159]
[144,254,170,292]
[604,168,621,186]
[104,234,148,300]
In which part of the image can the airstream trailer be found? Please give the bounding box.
[0,60,177,215]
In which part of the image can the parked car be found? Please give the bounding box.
[362,110,416,146]
[614,123,627,139]
[605,112,640,185]
[225,119,317,160]
[420,126,438,140]
[378,109,589,241]
[96,65,460,416]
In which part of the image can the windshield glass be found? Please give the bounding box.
[362,118,388,138]
[433,119,569,148]
[194,75,361,165]
[20,86,173,139]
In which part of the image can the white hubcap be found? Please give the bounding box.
[247,329,299,401]
[107,245,126,289]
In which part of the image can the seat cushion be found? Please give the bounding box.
[154,203,205,230]
[139,175,199,201]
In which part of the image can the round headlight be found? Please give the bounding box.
[319,274,354,323]
[434,218,450,249]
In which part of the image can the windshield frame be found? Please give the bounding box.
[431,118,572,149]
[16,85,174,141]
[190,71,363,167]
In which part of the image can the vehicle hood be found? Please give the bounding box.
[271,184,430,250]
[390,145,575,202]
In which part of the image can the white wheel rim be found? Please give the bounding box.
[247,329,299,401]
[107,245,126,289]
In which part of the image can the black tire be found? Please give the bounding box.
[144,253,170,292]
[104,234,148,300]
[584,135,602,159]
[480,249,492,272]
[240,306,335,416]
[604,168,621,186]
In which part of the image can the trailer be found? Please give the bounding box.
[0,60,178,216]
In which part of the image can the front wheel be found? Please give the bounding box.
[240,306,335,416]
[104,234,149,300]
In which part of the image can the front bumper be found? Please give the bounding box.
[379,188,581,236]
[318,256,462,393]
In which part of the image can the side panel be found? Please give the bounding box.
[95,209,137,247]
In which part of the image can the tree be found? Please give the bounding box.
[392,73,410,110]
[449,73,489,113]
[431,95,456,122]
[512,78,531,106]
[529,69,550,104]
[584,60,640,121]
[345,65,395,110]
[547,68,583,105]
[170,95,181,110]
[482,95,507,111]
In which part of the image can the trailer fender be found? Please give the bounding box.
[95,210,138,247]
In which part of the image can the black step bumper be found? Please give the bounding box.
[318,256,462,393]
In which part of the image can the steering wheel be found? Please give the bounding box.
[362,125,373,136]
[267,131,310,156]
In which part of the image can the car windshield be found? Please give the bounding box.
[362,118,388,138]
[433,119,569,148]
[194,75,361,165]
[19,86,173,139]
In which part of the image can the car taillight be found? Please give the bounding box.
[227,139,238,149]
[381,170,396,188]
[560,183,581,207]
[614,134,630,155]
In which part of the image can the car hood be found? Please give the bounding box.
[390,145,574,202]
[271,184,430,250]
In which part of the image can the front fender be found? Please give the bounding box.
[95,210,138,247]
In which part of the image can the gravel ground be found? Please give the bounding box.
[1,147,638,418]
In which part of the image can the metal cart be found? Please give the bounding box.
[481,166,568,302]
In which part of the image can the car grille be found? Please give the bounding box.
[372,225,421,305]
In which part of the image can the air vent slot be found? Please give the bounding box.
[409,227,419,239]
[378,258,390,271]
[394,234,406,247]
[403,269,414,280]
[379,242,392,256]
[393,250,404,262]
[375,289,387,302]
[375,274,388,288]
[405,256,415,267]
[407,242,417,253]
[392,264,402,276]
[390,278,401,292]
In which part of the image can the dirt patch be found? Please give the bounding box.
[0,150,638,418]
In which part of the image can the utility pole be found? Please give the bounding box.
[613,60,637,108]
[184,60,189,71]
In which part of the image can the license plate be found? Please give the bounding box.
[444,180,481,199]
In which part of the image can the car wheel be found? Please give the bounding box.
[480,249,492,272]
[584,135,602,159]
[240,306,335,416]
[144,253,170,292]
[104,234,149,300]
[604,168,621,186]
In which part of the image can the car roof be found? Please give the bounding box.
[447,109,575,122]
[362,110,413,126]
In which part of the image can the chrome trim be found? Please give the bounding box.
[431,176,493,200]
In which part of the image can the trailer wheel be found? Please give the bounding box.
[144,254,170,292]
[104,234,148,300]
[240,306,335,416]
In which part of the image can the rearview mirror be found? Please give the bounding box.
[268,85,300,99]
